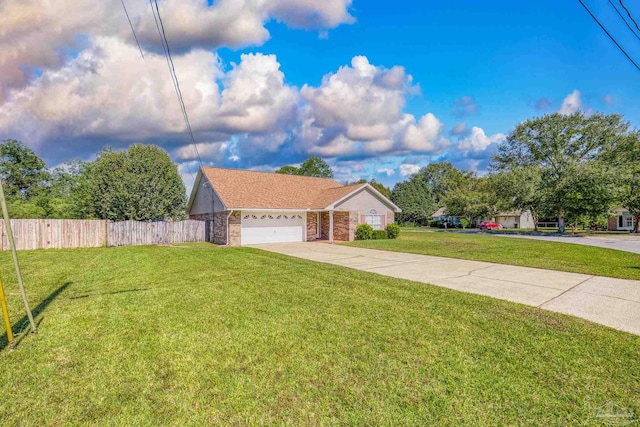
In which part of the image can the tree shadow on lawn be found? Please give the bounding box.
[0,282,71,351]
[68,288,149,300]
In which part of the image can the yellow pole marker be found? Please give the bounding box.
[0,276,14,348]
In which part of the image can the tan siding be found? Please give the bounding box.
[190,177,225,215]
[335,188,394,215]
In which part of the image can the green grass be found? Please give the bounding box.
[0,245,638,425]
[347,231,640,280]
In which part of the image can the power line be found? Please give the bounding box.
[120,0,145,59]
[578,0,640,72]
[619,0,640,34]
[149,0,202,169]
[608,0,640,42]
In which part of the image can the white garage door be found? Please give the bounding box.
[241,212,305,245]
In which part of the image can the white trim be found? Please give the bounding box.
[326,184,402,212]
[230,207,314,212]
[303,213,307,242]
[316,212,321,238]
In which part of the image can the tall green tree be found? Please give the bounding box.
[275,156,334,178]
[74,144,186,221]
[348,179,392,199]
[491,112,624,232]
[418,162,471,205]
[444,176,496,223]
[602,131,640,232]
[490,167,544,230]
[45,160,85,218]
[298,156,334,178]
[275,165,299,175]
[391,176,437,225]
[0,139,49,199]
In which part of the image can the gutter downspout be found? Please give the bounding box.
[226,210,233,246]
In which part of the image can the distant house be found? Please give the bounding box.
[431,207,461,226]
[187,166,401,245]
[492,210,535,229]
[608,206,637,231]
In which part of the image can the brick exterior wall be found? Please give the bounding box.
[320,212,330,239]
[349,211,358,241]
[387,211,395,226]
[306,212,318,241]
[193,210,241,245]
[228,211,241,246]
[213,211,228,245]
[332,211,358,241]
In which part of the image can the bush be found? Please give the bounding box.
[372,230,388,240]
[356,223,374,240]
[386,222,401,239]
[460,218,470,229]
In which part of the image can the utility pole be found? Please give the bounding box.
[0,178,36,333]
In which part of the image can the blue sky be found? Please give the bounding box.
[1,0,639,189]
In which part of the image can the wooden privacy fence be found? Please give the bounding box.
[0,219,206,250]
[107,220,205,247]
[0,219,107,251]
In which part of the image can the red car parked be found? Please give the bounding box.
[478,221,502,230]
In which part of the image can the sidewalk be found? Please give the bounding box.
[253,242,640,335]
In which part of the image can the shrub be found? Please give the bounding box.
[460,218,470,229]
[386,222,401,239]
[356,223,374,240]
[372,230,388,240]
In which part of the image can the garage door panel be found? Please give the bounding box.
[241,211,305,245]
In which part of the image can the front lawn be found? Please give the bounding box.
[0,245,638,425]
[347,231,640,280]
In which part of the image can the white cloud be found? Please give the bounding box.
[174,141,228,162]
[451,96,478,117]
[603,95,614,105]
[457,126,505,152]
[402,113,449,153]
[399,163,420,177]
[450,122,467,135]
[215,53,298,134]
[377,168,395,176]
[300,56,411,141]
[0,0,355,98]
[558,89,581,115]
[297,56,447,158]
[0,37,222,147]
[0,43,302,161]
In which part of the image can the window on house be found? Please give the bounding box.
[365,215,383,230]
[625,216,634,228]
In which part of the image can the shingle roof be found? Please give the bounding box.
[495,210,523,216]
[200,166,366,209]
[432,207,447,217]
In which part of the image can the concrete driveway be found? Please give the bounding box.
[253,242,640,335]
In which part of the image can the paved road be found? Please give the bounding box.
[483,233,640,254]
[253,242,640,336]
